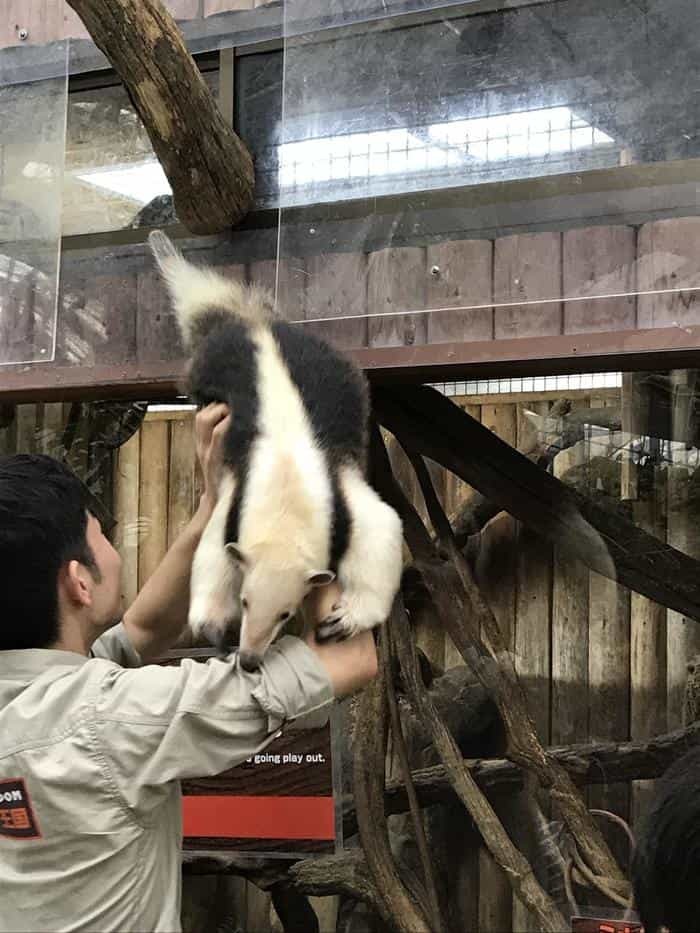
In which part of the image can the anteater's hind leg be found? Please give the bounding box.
[317,464,403,642]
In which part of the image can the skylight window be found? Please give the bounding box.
[70,106,614,208]
[75,160,171,205]
[278,105,615,191]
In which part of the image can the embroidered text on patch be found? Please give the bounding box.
[0,779,41,840]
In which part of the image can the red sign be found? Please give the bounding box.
[572,918,642,933]
[181,721,337,855]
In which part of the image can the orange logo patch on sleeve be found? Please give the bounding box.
[0,779,41,840]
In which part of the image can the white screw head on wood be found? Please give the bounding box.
[18,28,28,40]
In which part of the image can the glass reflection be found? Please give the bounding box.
[0,42,68,365]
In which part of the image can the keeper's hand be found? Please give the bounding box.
[195,403,231,506]
[303,583,378,698]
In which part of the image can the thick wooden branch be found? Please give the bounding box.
[352,658,431,933]
[66,0,254,234]
[375,385,700,623]
[381,627,444,931]
[181,850,385,915]
[388,593,567,932]
[372,418,626,888]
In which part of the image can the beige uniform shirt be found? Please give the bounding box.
[0,624,334,933]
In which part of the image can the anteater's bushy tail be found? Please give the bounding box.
[148,230,275,350]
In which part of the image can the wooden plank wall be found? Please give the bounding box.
[2,383,699,930]
[48,216,700,373]
[0,0,275,48]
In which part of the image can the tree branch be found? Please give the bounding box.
[388,592,567,932]
[353,653,432,933]
[374,410,627,889]
[65,0,254,234]
[381,626,444,931]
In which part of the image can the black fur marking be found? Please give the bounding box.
[271,321,368,469]
[329,474,351,572]
[631,744,700,933]
[186,312,258,542]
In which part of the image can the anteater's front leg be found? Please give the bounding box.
[317,465,403,642]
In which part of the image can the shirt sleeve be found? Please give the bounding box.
[90,621,142,668]
[91,634,334,816]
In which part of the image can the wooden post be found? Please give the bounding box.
[551,394,592,759]
[15,404,39,454]
[477,402,516,933]
[0,408,17,456]
[114,429,141,609]
[137,419,169,588]
[442,400,481,933]
[623,374,668,825]
[65,0,255,234]
[167,415,196,548]
[41,403,66,458]
[586,392,631,869]
[666,374,700,729]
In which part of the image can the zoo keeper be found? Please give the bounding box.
[0,403,377,933]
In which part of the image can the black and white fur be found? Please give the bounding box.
[631,744,700,932]
[149,231,403,669]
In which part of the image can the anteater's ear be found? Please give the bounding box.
[306,570,335,587]
[225,542,249,566]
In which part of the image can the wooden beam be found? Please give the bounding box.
[2,326,700,402]
[65,0,254,234]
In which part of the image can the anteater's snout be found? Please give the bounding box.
[238,649,262,672]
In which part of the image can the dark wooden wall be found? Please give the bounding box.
[5,215,698,371]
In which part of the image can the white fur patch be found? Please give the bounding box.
[238,327,333,564]
[329,464,403,635]
[149,230,273,350]
[188,471,240,638]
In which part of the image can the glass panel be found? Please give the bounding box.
[0,41,67,364]
[63,69,219,236]
[276,0,700,348]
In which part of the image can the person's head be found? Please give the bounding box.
[0,454,122,651]
[631,744,700,933]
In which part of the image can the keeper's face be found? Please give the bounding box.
[84,512,123,631]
